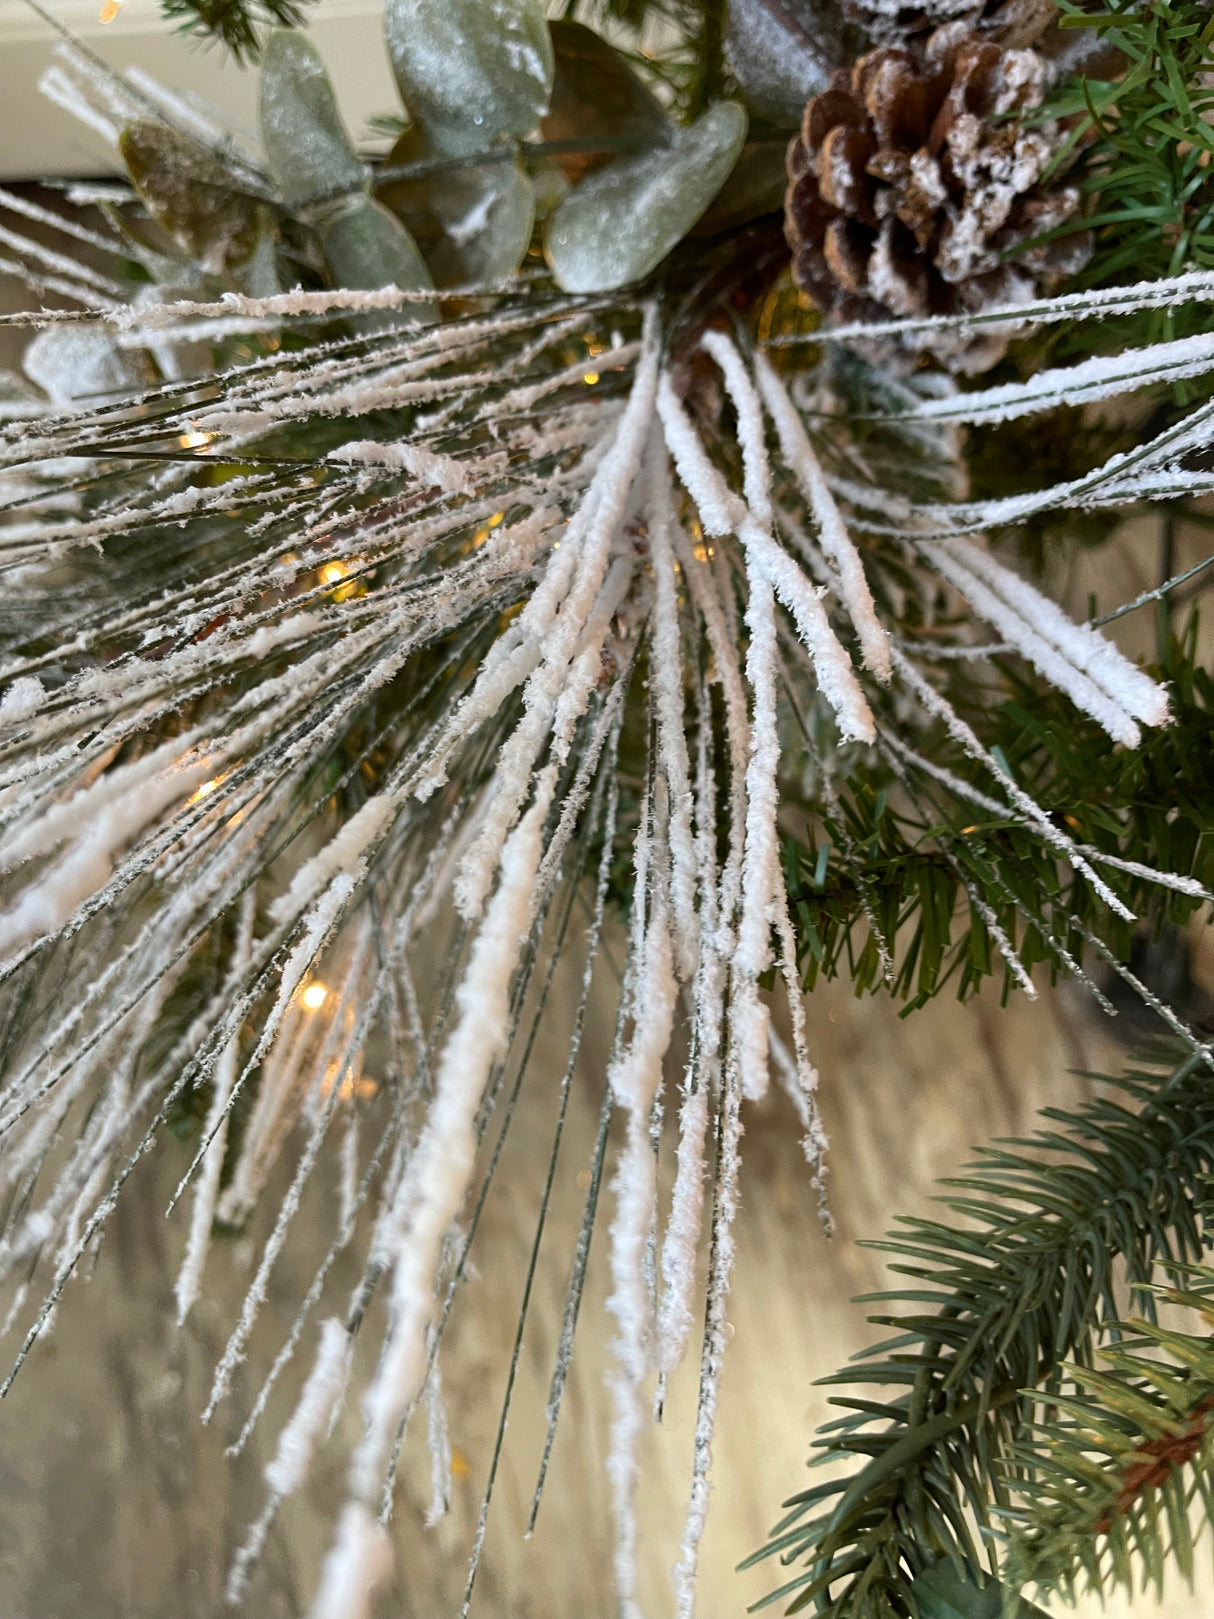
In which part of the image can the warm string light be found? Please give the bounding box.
[300,982,327,1011]
[469,511,505,550]
[335,1071,378,1103]
[317,559,364,601]
[188,772,226,805]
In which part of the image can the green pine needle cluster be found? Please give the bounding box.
[781,611,1214,1013]
[158,0,316,61]
[747,1049,1214,1616]
[1044,0,1214,339]
[1005,1270,1214,1604]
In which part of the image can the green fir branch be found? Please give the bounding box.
[745,1049,1214,1616]
[1043,0,1214,343]
[158,0,316,62]
[781,612,1214,1012]
[1005,1270,1214,1605]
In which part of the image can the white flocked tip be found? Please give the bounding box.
[307,1502,392,1619]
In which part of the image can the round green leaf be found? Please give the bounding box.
[320,198,435,329]
[540,20,668,183]
[120,122,263,272]
[384,0,554,157]
[259,30,367,211]
[690,137,790,237]
[420,161,536,285]
[545,101,748,293]
[23,326,148,407]
[724,0,833,125]
[379,127,534,286]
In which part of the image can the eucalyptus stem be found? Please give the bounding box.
[372,132,657,189]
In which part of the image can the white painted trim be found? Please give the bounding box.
[0,0,398,179]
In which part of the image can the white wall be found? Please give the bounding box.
[0,0,396,179]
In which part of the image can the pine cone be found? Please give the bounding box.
[784,22,1091,370]
[846,0,1051,49]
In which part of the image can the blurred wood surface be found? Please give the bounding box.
[1,958,1210,1619]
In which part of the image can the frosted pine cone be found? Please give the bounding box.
[784,23,1092,371]
[846,0,1054,49]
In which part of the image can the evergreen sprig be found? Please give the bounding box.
[781,611,1214,1012]
[745,1049,1214,1616]
[158,0,315,62]
[1004,1270,1214,1603]
[1044,0,1214,335]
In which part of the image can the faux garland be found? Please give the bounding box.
[0,0,1212,1615]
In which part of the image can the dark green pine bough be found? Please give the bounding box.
[781,616,1214,1014]
[745,1050,1214,1617]
[158,0,315,62]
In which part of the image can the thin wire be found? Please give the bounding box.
[460,757,618,1615]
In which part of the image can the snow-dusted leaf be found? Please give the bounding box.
[380,127,535,286]
[384,0,554,157]
[319,198,435,325]
[21,325,148,406]
[692,137,790,236]
[0,369,44,421]
[539,20,668,184]
[259,30,367,211]
[724,0,837,124]
[120,121,262,272]
[416,160,534,285]
[545,101,748,292]
[242,225,282,299]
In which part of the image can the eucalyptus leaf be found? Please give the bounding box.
[259,30,367,211]
[379,126,534,286]
[545,100,748,293]
[241,226,282,299]
[692,137,790,235]
[22,326,148,408]
[319,197,435,328]
[438,161,533,283]
[384,0,554,157]
[99,199,198,280]
[723,0,838,125]
[0,370,41,414]
[540,20,668,183]
[909,1559,1051,1619]
[120,121,263,272]
[131,278,214,382]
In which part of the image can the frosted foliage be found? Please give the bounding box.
[319,203,435,314]
[0,676,45,722]
[723,0,830,122]
[546,102,749,292]
[22,325,143,405]
[258,30,367,211]
[0,249,1200,1619]
[266,1318,353,1498]
[385,0,554,157]
[424,159,536,286]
